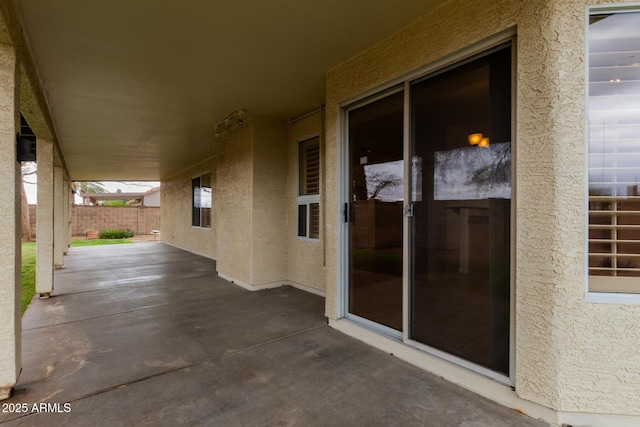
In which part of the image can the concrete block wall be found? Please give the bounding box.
[72,205,160,235]
[28,205,160,237]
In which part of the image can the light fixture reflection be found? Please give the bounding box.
[468,133,483,145]
[468,132,489,148]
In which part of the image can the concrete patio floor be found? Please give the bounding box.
[1,243,547,426]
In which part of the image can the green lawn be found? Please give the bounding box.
[20,238,133,314]
[21,242,36,314]
[71,238,134,247]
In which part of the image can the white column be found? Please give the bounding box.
[0,43,21,400]
[36,139,54,297]
[53,166,64,269]
[68,183,73,247]
[63,179,69,254]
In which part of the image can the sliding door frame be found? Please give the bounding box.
[337,29,517,385]
[341,85,405,340]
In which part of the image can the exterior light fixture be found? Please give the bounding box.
[214,109,245,139]
[16,133,37,162]
[478,137,490,147]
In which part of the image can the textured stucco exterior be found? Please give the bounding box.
[0,41,20,397]
[53,166,64,268]
[162,118,296,288]
[214,122,254,284]
[16,0,632,421]
[251,117,288,286]
[161,156,217,260]
[324,0,640,419]
[35,138,54,294]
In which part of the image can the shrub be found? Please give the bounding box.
[99,228,134,239]
[102,200,128,206]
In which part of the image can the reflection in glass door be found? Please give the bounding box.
[344,43,512,377]
[410,45,511,375]
[347,91,404,331]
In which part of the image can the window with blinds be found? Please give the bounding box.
[297,137,320,240]
[588,11,640,293]
[299,137,320,195]
[192,173,212,228]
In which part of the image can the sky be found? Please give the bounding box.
[23,178,160,204]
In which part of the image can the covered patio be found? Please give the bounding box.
[0,243,542,426]
[3,2,640,425]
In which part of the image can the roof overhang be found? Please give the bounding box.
[13,0,448,181]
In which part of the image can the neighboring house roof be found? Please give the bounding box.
[80,187,161,206]
[80,192,147,201]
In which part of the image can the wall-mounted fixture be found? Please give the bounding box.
[468,132,489,148]
[214,109,245,138]
[17,114,37,162]
[17,133,37,162]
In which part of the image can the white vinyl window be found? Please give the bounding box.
[297,137,320,240]
[192,173,211,228]
[588,10,640,294]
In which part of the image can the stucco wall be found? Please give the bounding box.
[214,122,253,284]
[287,112,325,294]
[251,117,288,285]
[0,41,20,395]
[162,122,255,282]
[324,0,640,416]
[161,157,217,259]
[162,119,291,288]
[162,115,325,293]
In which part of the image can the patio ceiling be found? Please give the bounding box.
[16,0,447,181]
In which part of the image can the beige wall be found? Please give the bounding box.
[0,41,21,398]
[287,112,325,294]
[215,121,254,284]
[162,117,308,289]
[251,117,288,285]
[161,156,217,259]
[325,0,640,418]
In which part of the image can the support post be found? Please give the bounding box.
[63,179,69,254]
[53,166,64,269]
[0,43,21,400]
[68,182,73,247]
[36,139,54,297]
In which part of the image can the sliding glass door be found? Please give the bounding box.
[409,46,511,375]
[347,90,404,332]
[345,42,513,378]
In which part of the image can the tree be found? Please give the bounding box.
[73,181,107,194]
[366,171,402,200]
[21,162,37,242]
[435,143,511,194]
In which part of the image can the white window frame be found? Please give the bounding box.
[585,5,640,304]
[192,172,212,229]
[297,136,320,241]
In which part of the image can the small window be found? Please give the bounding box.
[297,137,320,240]
[192,173,211,228]
[588,11,640,293]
